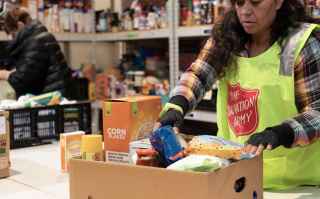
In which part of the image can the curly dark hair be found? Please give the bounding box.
[209,0,318,78]
[3,9,31,34]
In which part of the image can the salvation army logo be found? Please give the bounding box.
[227,83,260,136]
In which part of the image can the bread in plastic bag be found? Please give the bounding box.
[167,155,230,172]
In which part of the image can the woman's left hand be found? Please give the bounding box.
[244,129,281,156]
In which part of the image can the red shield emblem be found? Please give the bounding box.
[227,83,260,136]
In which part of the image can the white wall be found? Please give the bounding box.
[94,0,112,10]
[61,42,117,70]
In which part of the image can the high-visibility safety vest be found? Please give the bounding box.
[217,23,320,190]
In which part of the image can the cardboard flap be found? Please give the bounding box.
[105,96,161,103]
[103,96,161,116]
[104,102,112,116]
[103,101,138,116]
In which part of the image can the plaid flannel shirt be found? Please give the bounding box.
[171,29,320,147]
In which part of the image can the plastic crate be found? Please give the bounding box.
[34,106,59,139]
[8,108,38,148]
[66,78,89,101]
[59,102,92,134]
[8,102,92,148]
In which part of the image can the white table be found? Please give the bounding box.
[0,142,319,199]
[0,142,69,199]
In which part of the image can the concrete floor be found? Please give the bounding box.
[0,141,320,199]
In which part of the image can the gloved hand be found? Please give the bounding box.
[158,103,184,128]
[245,125,294,156]
[159,109,184,127]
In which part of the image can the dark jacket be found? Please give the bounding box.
[7,20,71,98]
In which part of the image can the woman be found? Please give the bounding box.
[159,0,320,190]
[0,4,71,98]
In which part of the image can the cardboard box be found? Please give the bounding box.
[95,73,109,100]
[103,96,161,163]
[69,156,263,199]
[0,112,10,178]
[60,131,85,172]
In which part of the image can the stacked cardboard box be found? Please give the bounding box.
[0,111,10,178]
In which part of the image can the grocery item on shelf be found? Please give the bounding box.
[95,73,110,101]
[97,0,168,33]
[21,0,95,33]
[81,64,96,82]
[180,0,230,26]
[305,0,320,18]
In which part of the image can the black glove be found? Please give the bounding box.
[247,124,295,149]
[159,109,184,128]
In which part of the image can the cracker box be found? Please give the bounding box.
[0,111,10,178]
[103,96,161,163]
[60,131,85,172]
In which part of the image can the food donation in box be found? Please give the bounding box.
[0,111,10,178]
[69,126,263,199]
[102,96,161,163]
[60,131,85,172]
[61,132,105,172]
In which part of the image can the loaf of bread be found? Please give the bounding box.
[186,136,243,160]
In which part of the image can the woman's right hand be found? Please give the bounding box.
[158,109,184,127]
[154,102,185,130]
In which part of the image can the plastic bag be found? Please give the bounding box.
[0,81,15,100]
[167,155,230,172]
[187,135,254,160]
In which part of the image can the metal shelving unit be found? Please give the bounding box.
[0,29,171,42]
[54,33,96,42]
[0,0,213,89]
[185,110,217,123]
[172,1,214,87]
[174,1,216,127]
[0,31,97,42]
[177,25,212,38]
[96,28,170,41]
